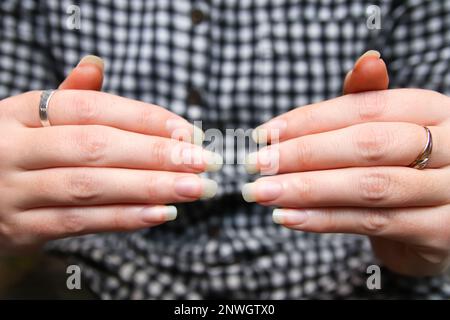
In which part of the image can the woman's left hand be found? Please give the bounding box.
[245,63,450,277]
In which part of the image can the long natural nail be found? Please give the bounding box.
[77,55,104,70]
[242,183,256,202]
[141,205,178,223]
[361,50,381,59]
[272,209,308,225]
[354,50,381,69]
[200,179,218,199]
[205,151,223,172]
[174,176,202,198]
[244,152,259,174]
[245,150,279,175]
[175,177,217,199]
[242,181,282,203]
[179,147,223,172]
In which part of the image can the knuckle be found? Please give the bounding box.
[137,108,156,132]
[295,140,313,168]
[358,171,392,203]
[428,210,450,250]
[361,208,389,234]
[0,219,37,249]
[150,139,168,168]
[302,108,317,125]
[72,93,100,124]
[59,209,86,235]
[111,209,124,230]
[315,209,338,233]
[355,91,388,122]
[72,127,108,164]
[144,175,160,202]
[66,171,100,203]
[353,124,392,163]
[411,244,449,267]
[0,221,13,242]
[111,209,133,231]
[299,108,320,134]
[293,177,314,203]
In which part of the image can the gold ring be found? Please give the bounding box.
[409,126,433,170]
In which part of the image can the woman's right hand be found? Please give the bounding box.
[0,58,221,252]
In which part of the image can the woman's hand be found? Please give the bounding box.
[0,57,221,253]
[245,52,450,276]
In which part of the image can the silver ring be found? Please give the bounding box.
[409,126,433,170]
[39,90,56,127]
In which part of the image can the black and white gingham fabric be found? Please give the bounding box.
[1,0,450,299]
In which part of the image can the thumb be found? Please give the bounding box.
[343,50,389,95]
[58,55,104,91]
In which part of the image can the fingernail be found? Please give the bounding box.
[242,181,282,203]
[175,176,202,198]
[244,152,259,174]
[354,50,381,69]
[200,179,218,199]
[179,147,222,172]
[77,55,104,70]
[362,50,381,59]
[245,149,278,175]
[175,176,217,199]
[166,119,205,146]
[192,125,205,146]
[344,69,353,84]
[164,206,178,221]
[205,151,223,172]
[242,183,256,202]
[260,147,280,175]
[252,119,287,144]
[141,205,178,223]
[272,209,308,225]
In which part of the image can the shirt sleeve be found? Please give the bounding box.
[0,0,60,100]
[381,0,450,95]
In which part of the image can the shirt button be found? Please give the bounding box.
[191,9,206,25]
[187,88,203,106]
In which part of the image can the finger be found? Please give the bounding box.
[242,167,449,208]
[252,89,450,144]
[58,55,104,91]
[18,126,222,172]
[343,50,389,95]
[14,205,177,241]
[12,90,204,145]
[245,123,450,174]
[16,168,218,208]
[271,206,450,250]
